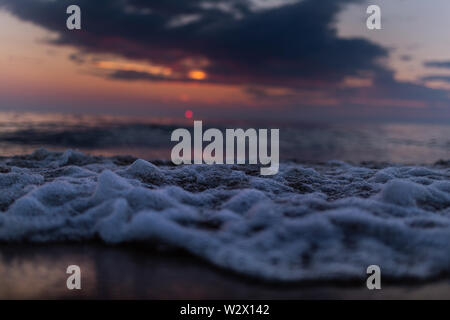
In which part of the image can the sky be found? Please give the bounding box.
[0,0,450,123]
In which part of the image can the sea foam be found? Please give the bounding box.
[0,149,449,281]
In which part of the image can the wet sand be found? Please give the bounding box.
[0,244,449,300]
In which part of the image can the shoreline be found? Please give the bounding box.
[0,150,449,297]
[1,244,449,300]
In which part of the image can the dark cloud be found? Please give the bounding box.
[0,0,387,87]
[371,70,447,101]
[424,60,450,69]
[109,70,185,82]
[69,53,86,64]
[1,0,449,110]
[421,75,450,83]
[423,61,450,84]
[400,55,412,61]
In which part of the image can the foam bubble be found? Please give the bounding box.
[0,149,448,281]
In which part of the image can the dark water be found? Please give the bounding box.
[0,112,448,163]
[1,244,449,299]
[0,112,449,299]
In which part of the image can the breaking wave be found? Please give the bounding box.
[0,149,449,281]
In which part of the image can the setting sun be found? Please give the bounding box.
[188,70,207,80]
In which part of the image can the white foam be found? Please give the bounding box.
[0,149,449,281]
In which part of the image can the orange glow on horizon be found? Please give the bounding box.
[95,60,173,77]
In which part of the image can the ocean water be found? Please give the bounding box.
[0,149,448,282]
[0,112,448,164]
[0,112,449,283]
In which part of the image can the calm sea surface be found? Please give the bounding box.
[0,112,448,164]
